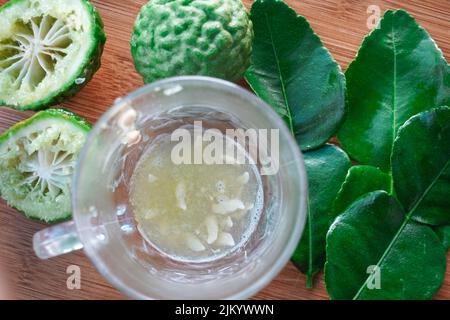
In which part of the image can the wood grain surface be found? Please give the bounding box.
[0,0,449,300]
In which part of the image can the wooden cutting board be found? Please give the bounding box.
[0,0,449,300]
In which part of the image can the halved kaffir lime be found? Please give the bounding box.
[0,0,106,110]
[0,109,90,222]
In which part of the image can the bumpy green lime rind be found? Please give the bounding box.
[0,109,91,222]
[131,0,253,83]
[0,0,106,110]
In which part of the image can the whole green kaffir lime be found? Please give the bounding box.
[131,0,253,83]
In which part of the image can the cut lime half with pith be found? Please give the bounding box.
[0,109,90,222]
[0,0,106,110]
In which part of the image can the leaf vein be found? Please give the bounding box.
[353,159,450,299]
[389,17,398,193]
[264,13,295,136]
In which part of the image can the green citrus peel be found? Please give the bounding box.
[0,0,106,110]
[0,109,90,222]
[131,0,253,83]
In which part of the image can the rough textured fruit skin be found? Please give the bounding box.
[0,109,91,222]
[0,108,91,145]
[131,0,253,83]
[0,0,106,111]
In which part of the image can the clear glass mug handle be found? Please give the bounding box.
[33,220,83,259]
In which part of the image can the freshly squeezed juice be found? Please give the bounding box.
[129,130,263,262]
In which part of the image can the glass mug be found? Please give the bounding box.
[33,76,308,299]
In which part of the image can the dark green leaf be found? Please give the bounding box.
[338,10,450,171]
[332,165,391,219]
[292,144,350,287]
[392,106,450,226]
[245,0,346,150]
[435,225,450,251]
[326,106,450,299]
[325,191,446,300]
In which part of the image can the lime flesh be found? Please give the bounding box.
[0,109,90,222]
[0,0,106,110]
